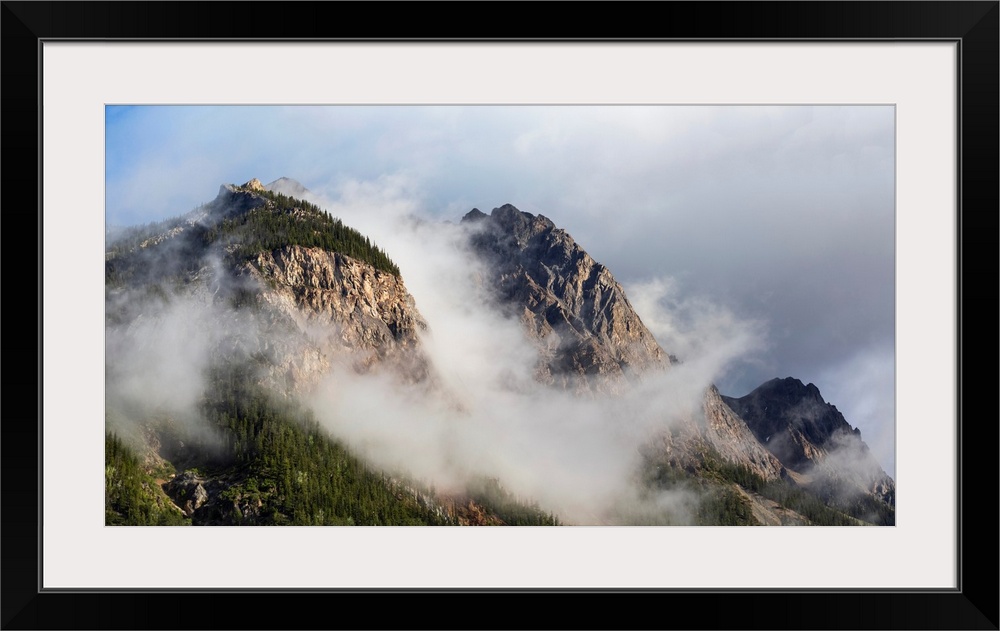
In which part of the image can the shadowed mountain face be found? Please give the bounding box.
[723,378,895,507]
[461,204,668,394]
[722,377,851,469]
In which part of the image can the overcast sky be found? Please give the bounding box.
[105,105,895,476]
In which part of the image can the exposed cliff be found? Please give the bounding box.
[462,204,667,395]
[244,245,429,381]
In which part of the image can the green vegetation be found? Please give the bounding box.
[843,494,895,526]
[105,433,190,526]
[188,362,448,525]
[105,217,187,260]
[640,458,758,526]
[466,477,560,526]
[106,186,400,289]
[699,457,872,526]
[106,361,564,526]
[640,448,893,526]
[695,484,757,526]
[105,222,211,289]
[810,478,896,526]
[208,188,400,276]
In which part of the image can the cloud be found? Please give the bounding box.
[290,178,771,524]
[816,346,896,478]
[105,104,895,521]
[626,276,768,390]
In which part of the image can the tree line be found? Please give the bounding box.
[211,189,400,276]
[105,432,190,526]
[106,187,401,290]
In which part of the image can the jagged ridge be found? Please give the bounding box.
[722,378,895,508]
[462,204,667,394]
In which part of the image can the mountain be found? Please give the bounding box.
[107,178,424,391]
[461,204,894,525]
[105,184,894,526]
[461,204,667,395]
[105,180,557,526]
[462,205,782,477]
[723,378,895,519]
[264,176,311,199]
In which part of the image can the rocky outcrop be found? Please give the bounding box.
[723,377,895,506]
[701,386,786,480]
[107,179,433,394]
[644,386,785,482]
[164,471,210,517]
[462,204,667,394]
[243,177,266,192]
[244,245,430,381]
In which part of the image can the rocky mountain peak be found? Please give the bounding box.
[265,176,310,198]
[490,203,533,228]
[461,208,488,223]
[469,204,557,243]
[722,376,894,508]
[724,377,854,452]
[462,203,667,394]
[210,182,269,221]
[756,377,825,406]
[243,178,266,192]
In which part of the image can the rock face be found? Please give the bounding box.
[723,377,895,506]
[462,204,667,394]
[245,245,429,380]
[643,385,785,483]
[243,177,266,192]
[106,179,432,393]
[164,471,210,517]
[700,386,786,479]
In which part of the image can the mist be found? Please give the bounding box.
[107,168,898,524]
[107,105,896,479]
[105,286,234,455]
[254,180,764,524]
[105,104,897,524]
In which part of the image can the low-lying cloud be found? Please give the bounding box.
[291,180,771,523]
[106,174,884,525]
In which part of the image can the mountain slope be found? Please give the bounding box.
[104,181,554,526]
[107,179,423,390]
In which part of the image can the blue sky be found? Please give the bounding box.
[106,104,895,475]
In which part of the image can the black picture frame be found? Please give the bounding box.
[4,2,997,629]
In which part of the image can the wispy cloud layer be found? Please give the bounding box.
[106,104,895,476]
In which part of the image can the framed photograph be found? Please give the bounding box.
[7,2,997,629]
